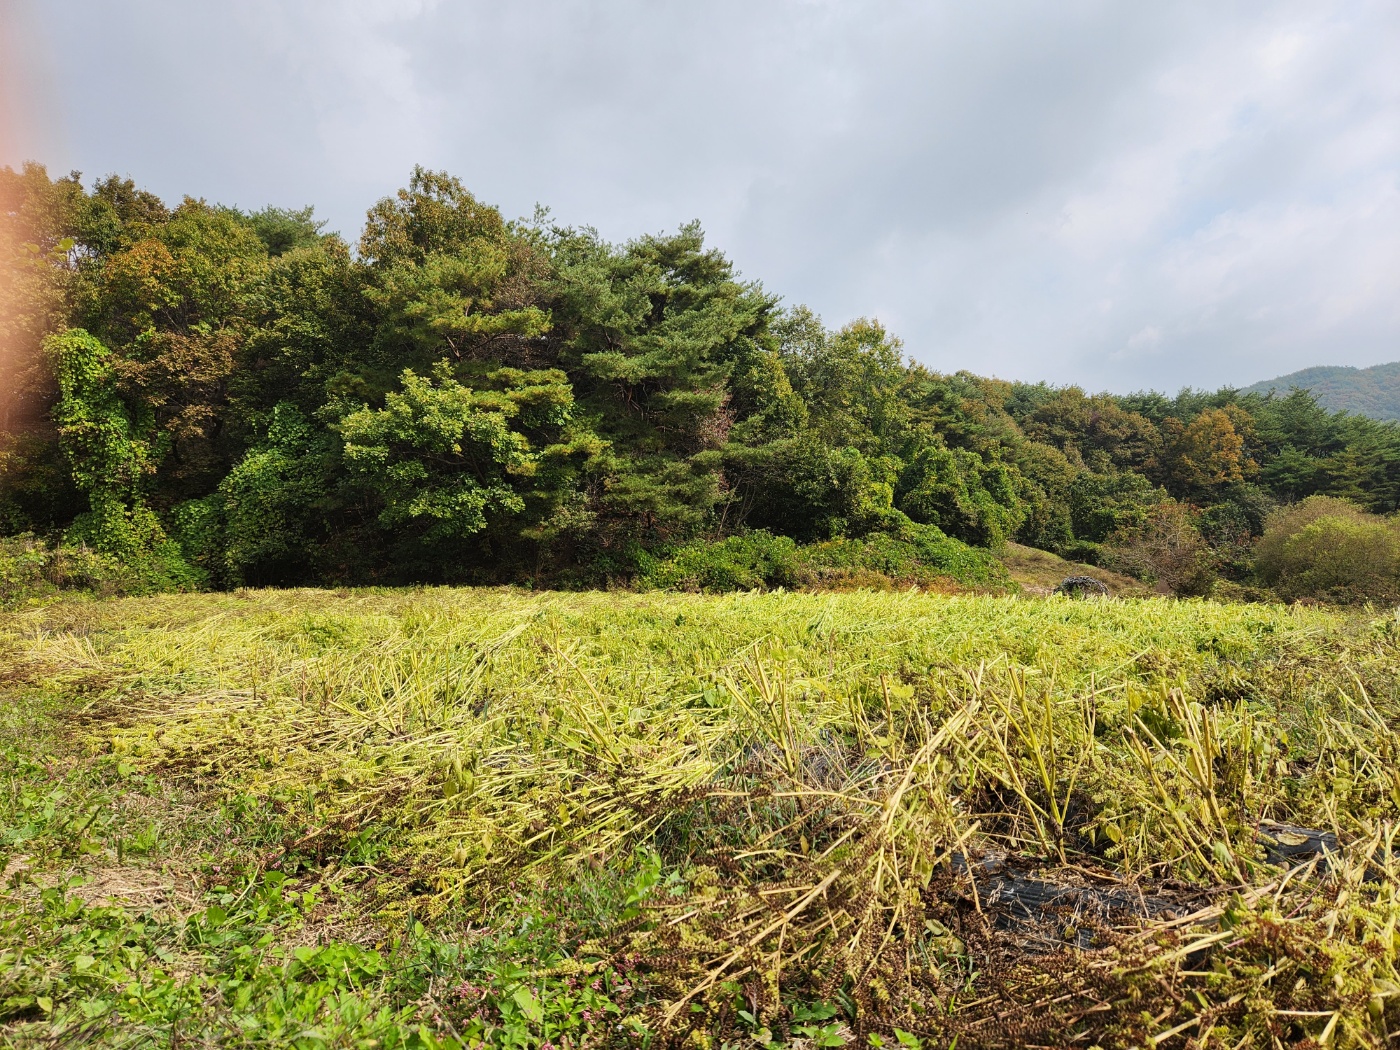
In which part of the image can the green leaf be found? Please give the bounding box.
[512,985,544,1024]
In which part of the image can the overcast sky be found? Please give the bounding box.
[4,1,1398,392]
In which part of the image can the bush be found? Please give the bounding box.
[2,535,118,603]
[1056,539,1103,566]
[637,524,1010,593]
[0,534,147,606]
[1103,502,1215,596]
[896,444,1025,548]
[635,531,801,592]
[1068,469,1167,544]
[1255,496,1400,603]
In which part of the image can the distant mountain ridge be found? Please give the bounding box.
[1241,362,1400,421]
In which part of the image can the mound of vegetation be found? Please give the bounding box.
[1255,495,1400,603]
[636,525,1009,593]
[8,163,1400,600]
[5,587,1400,1047]
[0,534,192,607]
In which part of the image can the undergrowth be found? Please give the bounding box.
[4,588,1400,1047]
[635,526,1009,593]
[0,534,196,608]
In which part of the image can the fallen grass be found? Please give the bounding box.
[4,587,1400,1047]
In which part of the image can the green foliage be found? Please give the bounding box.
[637,531,801,591]
[548,220,777,545]
[196,403,332,584]
[896,442,1023,547]
[44,329,157,519]
[10,163,1400,598]
[42,329,198,589]
[1254,495,1400,603]
[242,205,328,256]
[0,534,145,605]
[798,523,1009,589]
[338,365,589,564]
[782,314,908,458]
[1067,469,1166,544]
[638,523,1008,592]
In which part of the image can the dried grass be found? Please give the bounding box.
[6,587,1400,1045]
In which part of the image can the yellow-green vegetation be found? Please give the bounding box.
[1256,496,1400,604]
[5,587,1400,1047]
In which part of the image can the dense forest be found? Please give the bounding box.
[5,162,1400,600]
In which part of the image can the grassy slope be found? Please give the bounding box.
[4,588,1400,1047]
[999,542,1151,596]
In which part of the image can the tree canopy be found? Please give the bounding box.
[6,162,1400,593]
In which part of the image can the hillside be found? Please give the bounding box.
[1242,360,1400,420]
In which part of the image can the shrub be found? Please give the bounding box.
[0,534,149,605]
[0,531,204,606]
[1103,502,1215,596]
[896,443,1025,548]
[637,523,1010,593]
[635,531,800,592]
[1255,496,1400,603]
[1057,539,1103,566]
[1068,469,1167,544]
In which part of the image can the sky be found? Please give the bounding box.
[3,0,1399,393]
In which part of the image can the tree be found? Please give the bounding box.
[896,442,1024,548]
[177,403,334,585]
[1068,469,1167,544]
[337,364,595,575]
[780,313,908,458]
[43,328,191,581]
[1103,502,1214,596]
[1155,407,1255,495]
[244,206,328,257]
[80,198,272,500]
[359,168,551,375]
[1020,387,1158,471]
[18,165,1400,595]
[548,221,776,545]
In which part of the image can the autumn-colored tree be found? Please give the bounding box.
[79,199,271,500]
[0,165,85,437]
[1155,407,1257,495]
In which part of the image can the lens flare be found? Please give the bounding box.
[0,2,53,439]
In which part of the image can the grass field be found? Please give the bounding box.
[3,587,1400,1048]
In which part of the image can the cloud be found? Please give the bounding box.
[0,0,61,166]
[6,0,1399,391]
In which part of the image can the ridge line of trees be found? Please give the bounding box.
[5,162,1400,597]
